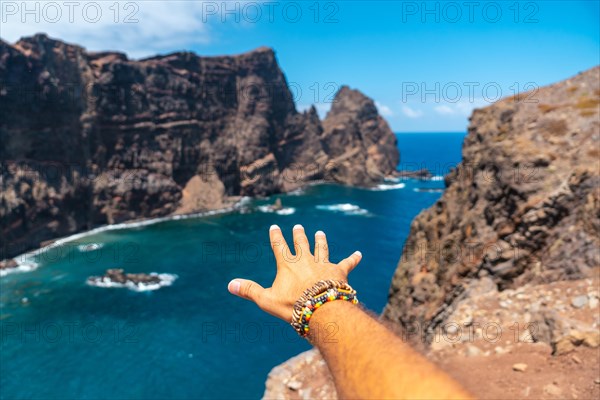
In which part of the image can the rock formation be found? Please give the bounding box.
[86,268,177,291]
[263,66,600,398]
[383,66,599,336]
[0,34,399,261]
[396,168,433,179]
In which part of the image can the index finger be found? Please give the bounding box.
[269,225,291,264]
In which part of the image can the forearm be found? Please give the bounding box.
[309,301,472,399]
[228,225,470,398]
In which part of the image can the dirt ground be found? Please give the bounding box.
[428,274,600,399]
[433,342,600,399]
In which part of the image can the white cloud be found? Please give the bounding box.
[0,1,231,58]
[375,101,394,117]
[433,105,454,115]
[401,106,424,119]
[434,99,490,117]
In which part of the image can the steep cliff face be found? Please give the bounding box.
[383,66,599,335]
[0,34,398,261]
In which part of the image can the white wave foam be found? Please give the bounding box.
[276,207,296,215]
[287,188,305,196]
[257,205,296,215]
[77,243,104,252]
[236,196,253,206]
[0,260,40,277]
[2,198,250,278]
[370,182,406,191]
[86,273,178,292]
[413,188,444,193]
[316,203,370,216]
[383,176,402,183]
[431,175,444,181]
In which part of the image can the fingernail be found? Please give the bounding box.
[269,224,280,231]
[293,224,304,230]
[228,279,241,295]
[315,230,325,236]
[354,251,362,257]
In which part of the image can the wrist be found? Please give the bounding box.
[311,297,353,320]
[290,280,358,338]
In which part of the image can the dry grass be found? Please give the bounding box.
[588,148,600,159]
[580,109,597,117]
[575,95,600,110]
[538,103,560,113]
[492,131,508,142]
[511,136,541,155]
[539,118,568,136]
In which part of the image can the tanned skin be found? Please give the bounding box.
[228,224,472,399]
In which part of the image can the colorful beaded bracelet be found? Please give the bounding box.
[291,279,358,337]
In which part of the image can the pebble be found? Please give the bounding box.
[512,363,528,372]
[589,297,599,309]
[519,331,534,343]
[445,325,459,335]
[287,380,302,391]
[466,345,482,357]
[495,346,508,355]
[571,295,588,309]
[571,355,582,364]
[544,384,562,396]
[529,303,540,313]
[461,315,474,327]
[594,378,600,385]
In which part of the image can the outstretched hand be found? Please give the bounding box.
[227,224,362,322]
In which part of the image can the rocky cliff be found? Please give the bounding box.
[0,34,398,261]
[263,67,599,399]
[382,66,599,336]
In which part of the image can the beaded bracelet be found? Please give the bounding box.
[291,279,358,337]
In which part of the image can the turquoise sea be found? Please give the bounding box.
[0,132,465,399]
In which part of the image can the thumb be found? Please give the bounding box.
[228,278,265,304]
[338,250,362,274]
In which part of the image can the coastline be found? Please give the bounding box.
[0,174,425,278]
[0,180,335,277]
[0,196,247,278]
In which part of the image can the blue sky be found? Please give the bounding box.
[1,1,598,131]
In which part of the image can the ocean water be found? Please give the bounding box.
[0,132,465,399]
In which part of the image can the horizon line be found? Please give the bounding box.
[394,131,466,134]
